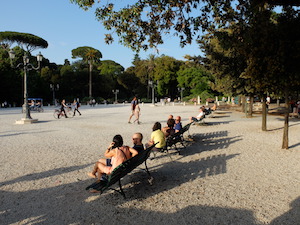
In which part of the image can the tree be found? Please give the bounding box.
[0,31,48,106]
[97,60,124,98]
[70,0,300,148]
[0,31,48,52]
[177,66,212,100]
[71,46,102,97]
[153,55,181,97]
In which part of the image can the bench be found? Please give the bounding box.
[191,115,205,125]
[85,143,156,198]
[163,122,193,154]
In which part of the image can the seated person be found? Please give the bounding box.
[189,106,205,122]
[174,116,182,133]
[203,104,217,115]
[211,103,217,111]
[132,132,144,153]
[30,100,35,109]
[162,118,175,137]
[146,122,166,151]
[88,134,138,181]
[203,107,211,115]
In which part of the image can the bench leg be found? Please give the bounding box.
[144,161,154,185]
[118,179,126,199]
[110,179,126,198]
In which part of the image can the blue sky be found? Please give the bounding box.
[1,0,202,69]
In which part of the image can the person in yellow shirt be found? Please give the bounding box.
[147,122,166,151]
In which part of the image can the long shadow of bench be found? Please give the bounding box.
[112,153,240,199]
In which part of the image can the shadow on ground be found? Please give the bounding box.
[1,163,299,224]
[0,129,55,138]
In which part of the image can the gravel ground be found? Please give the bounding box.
[0,104,299,225]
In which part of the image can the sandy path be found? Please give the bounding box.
[0,104,299,225]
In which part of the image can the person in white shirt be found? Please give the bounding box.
[189,107,205,122]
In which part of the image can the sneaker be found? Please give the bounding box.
[128,121,131,124]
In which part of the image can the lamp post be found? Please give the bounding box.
[178,87,185,102]
[9,50,43,124]
[50,84,59,106]
[148,80,158,105]
[112,89,119,103]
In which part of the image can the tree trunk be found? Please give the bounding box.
[89,63,93,98]
[241,95,246,112]
[248,94,254,117]
[282,91,289,149]
[262,94,267,131]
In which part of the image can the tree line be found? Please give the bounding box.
[0,39,217,106]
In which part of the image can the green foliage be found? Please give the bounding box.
[98,60,124,77]
[0,31,48,52]
[153,55,181,96]
[71,46,102,61]
[177,64,214,100]
[70,0,219,51]
[0,48,22,104]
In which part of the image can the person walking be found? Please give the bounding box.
[59,99,68,118]
[133,102,141,124]
[128,96,137,123]
[73,99,81,116]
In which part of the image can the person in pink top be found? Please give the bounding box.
[88,135,138,181]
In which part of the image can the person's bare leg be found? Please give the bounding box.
[95,162,108,180]
[87,162,101,178]
[98,158,106,164]
[128,112,134,123]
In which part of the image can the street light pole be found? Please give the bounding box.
[178,87,185,102]
[148,80,157,105]
[112,89,119,103]
[9,50,43,124]
[50,84,59,106]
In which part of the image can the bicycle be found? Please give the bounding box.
[53,107,73,119]
[22,105,44,113]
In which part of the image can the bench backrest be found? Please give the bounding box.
[106,144,155,187]
[179,122,192,134]
[165,122,192,147]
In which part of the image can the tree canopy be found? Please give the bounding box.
[71,46,102,61]
[0,31,48,52]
